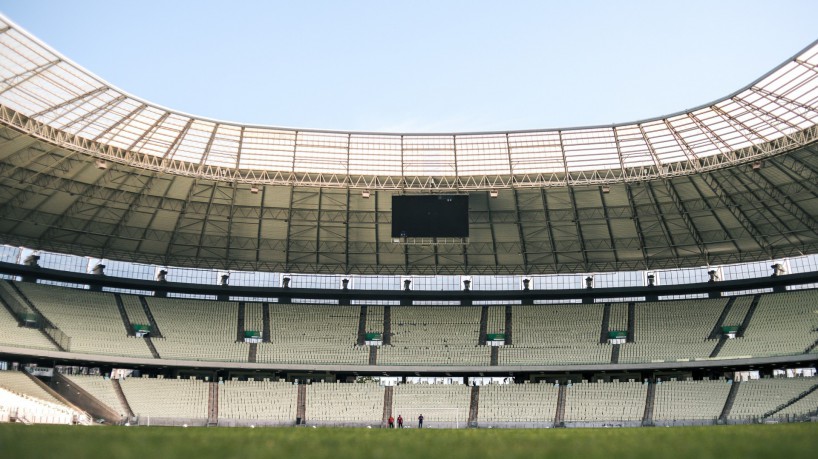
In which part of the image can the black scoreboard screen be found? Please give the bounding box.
[391,195,469,238]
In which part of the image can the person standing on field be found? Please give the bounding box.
[418,414,424,428]
[388,415,395,428]
[397,414,403,428]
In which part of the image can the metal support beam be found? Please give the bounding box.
[644,182,681,261]
[567,187,589,271]
[511,189,529,272]
[663,179,709,262]
[695,173,770,256]
[539,189,560,268]
[625,184,650,268]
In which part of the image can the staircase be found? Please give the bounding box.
[805,337,818,354]
[490,346,499,366]
[9,282,67,351]
[357,305,368,346]
[468,386,480,427]
[111,379,135,419]
[236,302,246,342]
[114,294,135,336]
[737,294,761,338]
[610,344,620,364]
[478,305,489,345]
[368,346,378,365]
[642,381,656,426]
[383,305,392,345]
[248,343,258,363]
[709,336,728,358]
[296,384,307,425]
[207,382,219,426]
[137,296,163,338]
[0,292,25,327]
[763,382,818,419]
[144,337,161,358]
[553,385,566,427]
[504,304,513,345]
[600,302,611,343]
[719,381,740,422]
[709,297,736,339]
[261,302,271,342]
[626,302,636,343]
[382,386,394,428]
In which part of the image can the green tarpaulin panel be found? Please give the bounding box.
[244,330,261,338]
[132,324,151,332]
[721,325,740,333]
[487,333,505,341]
[608,331,627,339]
[365,333,382,340]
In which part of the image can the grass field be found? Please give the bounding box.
[0,423,816,459]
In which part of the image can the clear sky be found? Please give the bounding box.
[1,0,817,133]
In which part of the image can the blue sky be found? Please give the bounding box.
[1,1,817,132]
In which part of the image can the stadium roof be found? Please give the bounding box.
[0,14,817,275]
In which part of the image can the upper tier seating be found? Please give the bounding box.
[718,291,818,359]
[379,306,486,365]
[257,304,368,365]
[146,298,247,362]
[1,280,816,368]
[485,305,505,336]
[619,299,725,363]
[499,304,609,365]
[16,283,153,358]
[244,302,265,335]
[364,305,384,336]
[0,298,56,351]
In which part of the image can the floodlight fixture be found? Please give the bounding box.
[23,254,40,268]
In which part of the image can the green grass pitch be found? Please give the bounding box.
[1,423,816,459]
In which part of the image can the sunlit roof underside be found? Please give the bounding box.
[1,14,818,275]
[1,15,817,190]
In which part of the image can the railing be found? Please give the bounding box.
[0,261,816,306]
